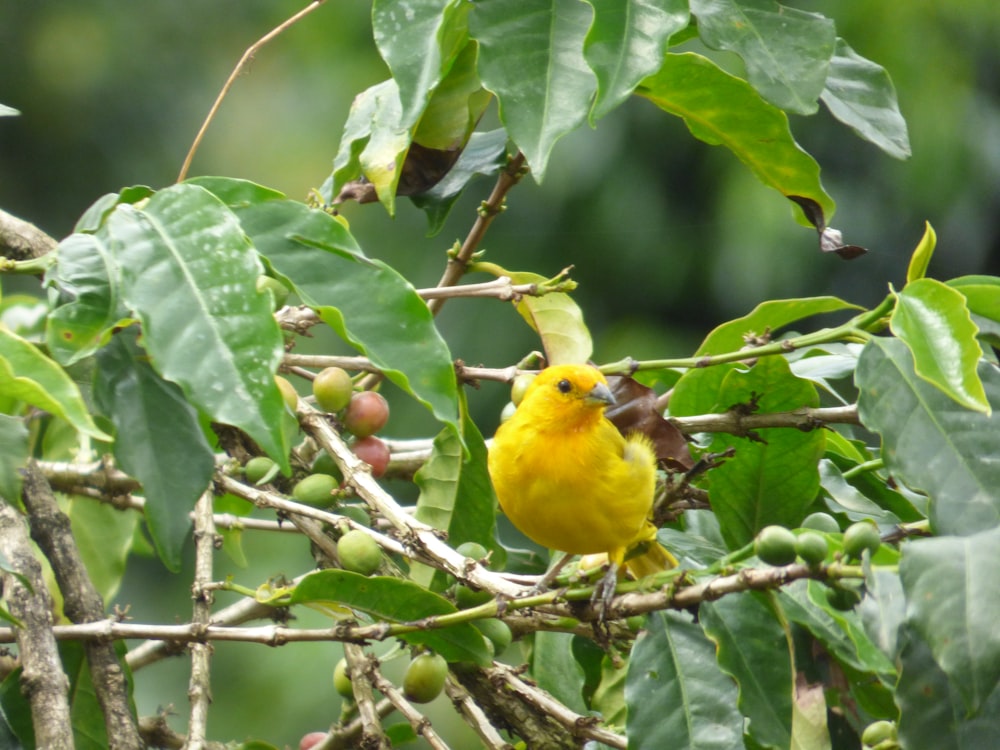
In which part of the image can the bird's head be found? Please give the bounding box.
[519,364,615,427]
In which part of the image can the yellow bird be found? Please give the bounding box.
[488,364,676,609]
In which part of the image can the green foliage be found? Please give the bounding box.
[3,3,999,749]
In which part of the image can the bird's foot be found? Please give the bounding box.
[591,562,620,622]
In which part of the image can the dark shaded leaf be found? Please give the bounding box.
[605,374,692,470]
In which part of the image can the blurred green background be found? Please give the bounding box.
[3,1,1000,746]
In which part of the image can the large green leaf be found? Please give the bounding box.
[412,391,502,590]
[470,0,597,180]
[234,200,460,433]
[584,0,688,121]
[673,356,824,549]
[694,296,860,356]
[899,528,1000,714]
[94,332,215,571]
[45,232,126,365]
[890,278,988,414]
[105,183,288,466]
[691,0,835,114]
[637,52,835,223]
[626,610,743,750]
[0,326,110,441]
[896,626,1000,750]
[372,0,469,129]
[821,38,911,160]
[949,275,1000,325]
[701,592,793,750]
[856,338,1000,535]
[289,570,491,666]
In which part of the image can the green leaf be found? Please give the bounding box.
[890,278,988,414]
[372,0,470,130]
[531,631,587,714]
[68,495,138,604]
[701,592,793,750]
[73,185,155,233]
[896,627,1000,750]
[45,232,126,365]
[679,356,824,549]
[324,79,397,203]
[821,38,911,160]
[0,414,28,503]
[470,0,597,180]
[184,176,286,207]
[948,275,1000,325]
[412,38,489,151]
[900,528,1000,714]
[236,200,460,434]
[590,648,628,728]
[290,570,491,666]
[637,52,835,224]
[0,326,110,441]
[691,0,835,114]
[410,128,509,236]
[859,567,906,662]
[626,610,743,750]
[819,459,902,531]
[856,337,1000,535]
[584,0,689,121]
[105,183,288,467]
[694,296,861,356]
[94,332,216,571]
[906,221,936,284]
[412,391,503,589]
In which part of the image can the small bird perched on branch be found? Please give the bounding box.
[488,364,676,614]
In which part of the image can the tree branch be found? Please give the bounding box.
[21,462,143,750]
[343,644,390,749]
[0,207,57,261]
[183,492,217,749]
[0,500,73,749]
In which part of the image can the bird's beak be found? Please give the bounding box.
[586,382,615,406]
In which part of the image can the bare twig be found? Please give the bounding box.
[176,0,327,182]
[0,207,57,260]
[21,463,143,749]
[183,492,217,750]
[427,152,527,316]
[670,404,859,434]
[0,500,73,749]
[343,645,390,749]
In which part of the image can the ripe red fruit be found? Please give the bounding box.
[343,391,389,438]
[352,436,390,478]
[299,731,327,750]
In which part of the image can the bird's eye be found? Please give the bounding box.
[557,379,572,394]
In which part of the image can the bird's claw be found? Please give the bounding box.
[591,563,620,622]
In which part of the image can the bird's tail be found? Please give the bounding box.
[624,539,677,579]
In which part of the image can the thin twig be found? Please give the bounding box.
[444,675,514,750]
[0,500,73,749]
[183,491,217,750]
[343,645,390,749]
[427,152,527,316]
[21,463,143,749]
[176,0,327,182]
[365,661,451,750]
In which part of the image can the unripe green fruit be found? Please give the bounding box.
[755,525,798,566]
[244,456,276,485]
[455,584,492,609]
[455,541,489,564]
[499,401,517,424]
[333,658,353,698]
[795,531,829,567]
[861,720,897,747]
[402,653,448,704]
[337,529,382,575]
[343,391,389,438]
[275,376,299,412]
[257,275,290,309]
[843,521,881,560]
[313,367,354,413]
[510,373,535,406]
[311,451,343,483]
[292,473,338,507]
[473,618,512,656]
[339,504,371,528]
[626,615,645,632]
[801,512,840,534]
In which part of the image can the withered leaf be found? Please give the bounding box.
[605,375,693,471]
